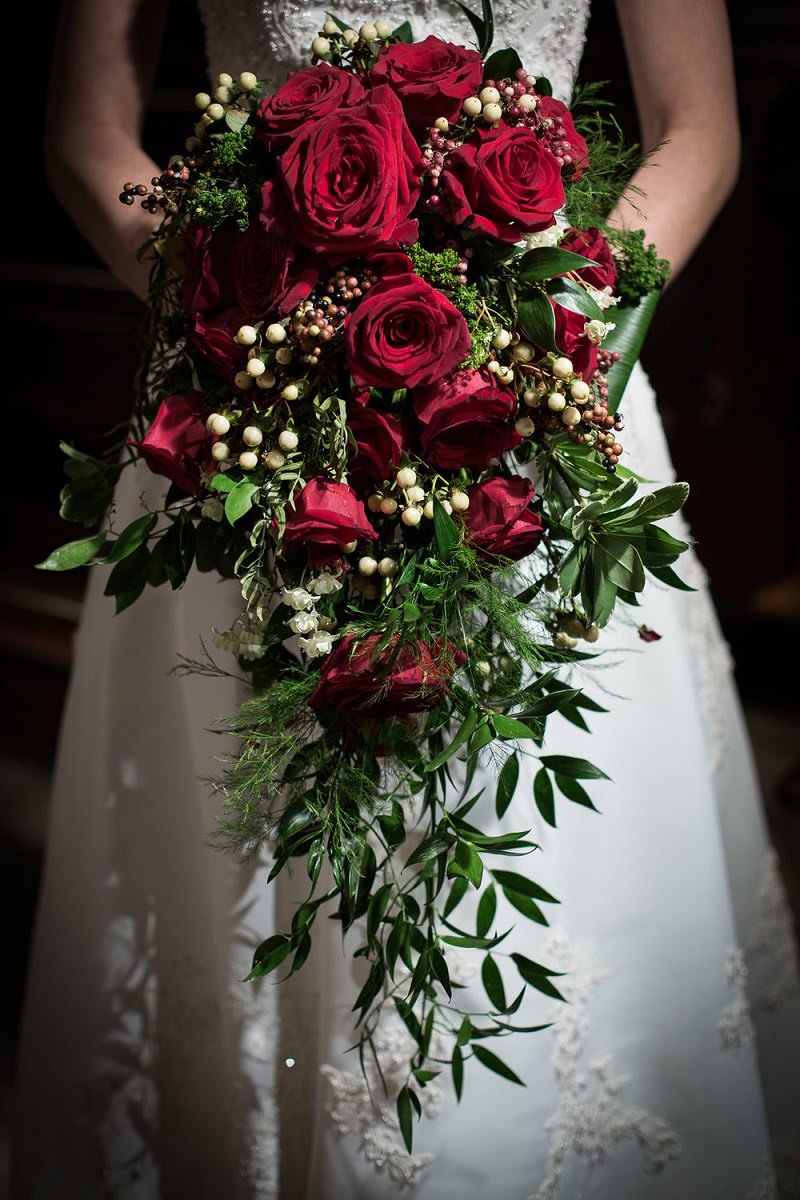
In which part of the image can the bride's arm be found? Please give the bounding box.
[45,0,170,301]
[610,0,741,281]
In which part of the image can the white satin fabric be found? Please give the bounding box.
[12,1,800,1196]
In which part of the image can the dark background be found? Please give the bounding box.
[1,0,799,1172]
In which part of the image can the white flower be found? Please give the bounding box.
[584,319,616,344]
[288,610,318,636]
[309,572,343,596]
[299,630,336,658]
[524,211,568,251]
[281,587,317,610]
[212,612,267,660]
[200,497,225,522]
[586,284,620,312]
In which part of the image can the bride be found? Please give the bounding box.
[12,0,800,1197]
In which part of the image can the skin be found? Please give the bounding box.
[45,0,741,299]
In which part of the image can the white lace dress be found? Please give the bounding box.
[12,2,800,1198]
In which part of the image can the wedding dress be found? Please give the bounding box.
[12,1,800,1197]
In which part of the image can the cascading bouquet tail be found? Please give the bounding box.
[40,0,685,1148]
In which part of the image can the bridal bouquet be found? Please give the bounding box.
[41,0,682,1148]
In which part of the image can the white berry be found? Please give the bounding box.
[312,36,331,56]
[216,72,233,87]
[379,497,398,515]
[517,94,537,112]
[246,357,266,377]
[211,441,231,461]
[492,329,511,350]
[547,392,566,412]
[194,92,211,110]
[239,450,259,470]
[242,426,263,447]
[462,96,482,117]
[265,323,286,344]
[238,72,258,91]
[401,507,422,526]
[512,341,535,363]
[378,557,398,577]
[236,324,258,346]
[374,18,392,37]
[396,467,417,489]
[265,450,285,469]
[561,406,581,426]
[515,416,535,436]
[278,429,298,451]
[570,379,591,401]
[206,102,224,121]
[480,86,501,105]
[322,18,339,34]
[450,491,470,512]
[358,555,378,576]
[340,540,358,553]
[359,22,378,40]
[406,485,426,503]
[482,103,503,124]
[206,413,230,436]
[275,346,293,365]
[552,356,573,379]
[234,371,254,390]
[367,493,383,513]
[282,384,299,401]
[423,500,435,519]
[256,370,276,390]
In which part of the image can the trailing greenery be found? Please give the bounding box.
[607,227,671,304]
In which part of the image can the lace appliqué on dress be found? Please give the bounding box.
[529,928,680,1200]
[196,0,591,103]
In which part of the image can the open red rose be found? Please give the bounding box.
[371,35,483,137]
[346,406,407,496]
[282,477,375,547]
[130,393,212,496]
[255,64,367,150]
[536,96,589,180]
[345,272,471,389]
[260,86,423,258]
[559,226,617,293]
[442,124,565,243]
[413,369,521,469]
[308,633,466,718]
[234,214,318,321]
[181,222,239,318]
[190,307,248,389]
[553,304,599,381]
[465,477,544,561]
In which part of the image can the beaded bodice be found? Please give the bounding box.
[196,0,591,103]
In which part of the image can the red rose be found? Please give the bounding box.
[260,86,423,258]
[371,35,483,136]
[191,307,248,388]
[464,477,544,561]
[559,226,617,293]
[130,393,212,496]
[442,125,565,243]
[536,96,589,179]
[413,369,521,469]
[553,304,598,382]
[345,272,471,389]
[181,222,238,318]
[255,64,367,151]
[346,406,407,496]
[234,213,318,321]
[308,633,466,718]
[282,477,375,547]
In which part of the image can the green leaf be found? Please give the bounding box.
[397,1086,414,1154]
[483,46,522,81]
[225,478,259,525]
[247,934,292,980]
[210,472,236,493]
[105,513,158,563]
[443,875,469,918]
[160,514,196,589]
[224,107,249,133]
[558,543,585,595]
[472,1044,525,1086]
[518,291,557,352]
[454,0,485,50]
[512,953,566,1000]
[36,530,108,571]
[431,947,452,998]
[492,870,559,904]
[593,535,646,592]
[476,883,497,937]
[405,834,453,867]
[425,708,478,772]
[457,1015,472,1046]
[539,755,610,781]
[492,714,539,741]
[533,768,556,827]
[433,498,461,558]
[554,773,599,811]
[452,1044,464,1101]
[452,840,484,889]
[441,933,508,950]
[496,752,519,818]
[392,18,413,41]
[648,563,696,592]
[504,891,547,924]
[468,718,495,758]
[546,277,605,320]
[103,542,150,612]
[517,246,597,283]
[602,290,661,414]
[481,954,507,1011]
